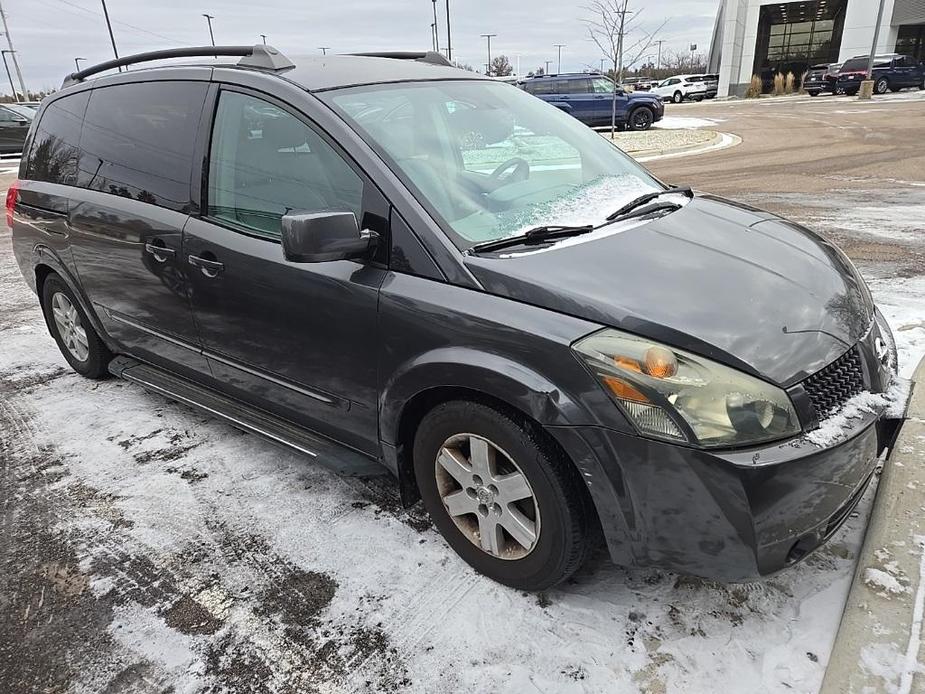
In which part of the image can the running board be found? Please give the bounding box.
[108,356,383,477]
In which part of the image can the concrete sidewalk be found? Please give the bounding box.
[822,358,925,693]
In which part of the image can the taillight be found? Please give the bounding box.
[6,180,18,229]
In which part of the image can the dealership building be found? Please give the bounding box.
[708,0,925,96]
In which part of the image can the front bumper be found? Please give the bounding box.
[547,408,896,582]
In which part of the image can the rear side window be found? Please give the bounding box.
[526,80,554,95]
[25,91,89,185]
[77,81,207,212]
[206,90,364,239]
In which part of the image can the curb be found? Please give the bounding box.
[821,357,925,694]
[617,130,724,159]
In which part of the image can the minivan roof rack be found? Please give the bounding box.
[62,44,294,87]
[348,51,454,67]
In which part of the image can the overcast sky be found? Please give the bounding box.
[7,0,719,92]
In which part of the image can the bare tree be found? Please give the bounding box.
[490,55,513,77]
[663,49,707,73]
[585,0,667,135]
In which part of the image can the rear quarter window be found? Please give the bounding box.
[24,91,90,185]
[77,81,208,212]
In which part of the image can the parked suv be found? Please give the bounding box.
[804,63,841,96]
[650,75,708,103]
[11,46,904,591]
[0,103,33,154]
[519,73,664,130]
[836,54,925,95]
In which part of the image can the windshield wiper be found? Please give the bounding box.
[605,186,693,222]
[469,224,594,254]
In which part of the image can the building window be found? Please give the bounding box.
[896,24,925,62]
[753,0,847,89]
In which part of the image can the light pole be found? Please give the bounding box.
[445,0,452,61]
[431,0,440,54]
[860,0,888,99]
[481,33,496,76]
[319,47,331,55]
[0,1,26,94]
[554,43,565,73]
[202,13,216,53]
[655,40,664,71]
[74,57,87,72]
[1,50,16,101]
[544,60,552,74]
[260,34,266,45]
[100,0,121,71]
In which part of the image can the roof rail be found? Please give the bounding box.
[348,51,454,67]
[62,44,294,87]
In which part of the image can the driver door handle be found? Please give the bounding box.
[188,254,225,278]
[144,242,176,259]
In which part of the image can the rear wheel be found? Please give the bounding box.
[629,106,654,131]
[41,274,112,379]
[672,91,683,104]
[413,400,595,591]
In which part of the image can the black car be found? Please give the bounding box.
[804,63,840,96]
[10,46,904,591]
[836,54,925,95]
[519,73,664,130]
[0,103,33,154]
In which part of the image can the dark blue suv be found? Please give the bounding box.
[836,54,925,95]
[519,73,664,130]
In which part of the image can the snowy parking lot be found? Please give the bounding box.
[3,91,925,694]
[2,239,922,692]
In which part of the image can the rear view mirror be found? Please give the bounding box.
[281,211,378,263]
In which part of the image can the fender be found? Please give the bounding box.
[31,244,118,353]
[380,346,591,447]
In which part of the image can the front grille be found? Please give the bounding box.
[802,346,865,420]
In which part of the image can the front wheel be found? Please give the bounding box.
[629,107,654,131]
[413,401,596,591]
[672,91,683,104]
[41,274,112,378]
[875,78,889,95]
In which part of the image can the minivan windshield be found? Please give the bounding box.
[324,80,662,249]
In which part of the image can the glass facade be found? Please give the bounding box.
[896,24,925,62]
[753,0,848,89]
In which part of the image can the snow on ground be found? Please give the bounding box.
[1,230,923,693]
[652,116,721,130]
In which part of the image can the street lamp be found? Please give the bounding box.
[100,0,121,71]
[544,60,552,74]
[431,0,440,54]
[445,0,452,61]
[74,57,87,72]
[319,47,331,55]
[860,0,888,99]
[202,13,216,55]
[554,43,565,73]
[1,50,17,101]
[260,34,267,45]
[481,33,496,76]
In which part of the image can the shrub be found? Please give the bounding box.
[745,74,762,98]
[773,73,785,95]
[785,72,796,94]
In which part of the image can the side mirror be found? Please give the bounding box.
[281,211,378,263]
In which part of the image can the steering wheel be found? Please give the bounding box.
[489,157,530,185]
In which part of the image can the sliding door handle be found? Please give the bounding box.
[144,242,176,263]
[188,254,225,278]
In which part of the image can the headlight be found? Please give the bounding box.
[573,329,801,448]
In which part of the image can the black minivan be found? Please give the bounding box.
[10,46,905,591]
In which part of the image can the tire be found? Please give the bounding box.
[875,77,889,95]
[628,107,654,131]
[808,91,818,97]
[412,400,596,591]
[672,91,683,104]
[41,274,112,379]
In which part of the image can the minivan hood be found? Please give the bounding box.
[464,196,872,386]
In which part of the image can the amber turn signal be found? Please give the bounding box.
[602,376,650,403]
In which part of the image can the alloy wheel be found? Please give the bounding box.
[434,433,540,560]
[632,109,652,130]
[51,292,90,362]
[876,79,889,94]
